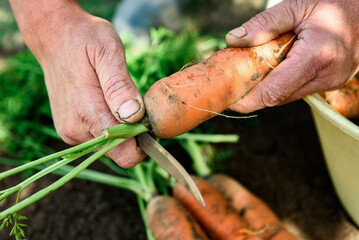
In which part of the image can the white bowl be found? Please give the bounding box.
[305,94,359,226]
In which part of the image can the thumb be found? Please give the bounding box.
[226,0,305,47]
[95,39,145,124]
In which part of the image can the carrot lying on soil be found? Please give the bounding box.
[143,32,295,139]
[146,195,209,240]
[324,77,359,119]
[207,174,298,240]
[173,176,261,240]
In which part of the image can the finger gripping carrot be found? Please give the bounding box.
[207,174,299,240]
[144,32,295,138]
[173,176,261,240]
[146,195,209,240]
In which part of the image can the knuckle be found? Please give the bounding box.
[77,108,92,128]
[287,0,303,17]
[259,11,276,25]
[284,1,297,25]
[103,75,133,102]
[260,85,287,107]
[56,122,79,145]
[107,139,145,169]
[78,109,101,135]
[87,36,122,69]
[327,79,343,90]
[55,109,96,145]
[89,113,117,137]
[290,49,318,81]
[302,68,317,83]
[118,160,138,169]
[251,11,276,30]
[101,39,120,57]
[314,48,336,72]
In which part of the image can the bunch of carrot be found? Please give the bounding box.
[324,76,359,119]
[147,174,299,240]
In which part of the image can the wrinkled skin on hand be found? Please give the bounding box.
[226,0,359,113]
[15,2,146,168]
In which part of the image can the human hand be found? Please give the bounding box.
[13,1,145,168]
[226,0,359,113]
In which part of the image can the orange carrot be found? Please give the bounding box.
[146,195,209,240]
[207,174,298,240]
[324,77,359,119]
[143,32,295,138]
[173,176,261,240]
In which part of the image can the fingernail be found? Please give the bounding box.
[228,26,247,38]
[117,99,141,120]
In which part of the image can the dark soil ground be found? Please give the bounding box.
[1,100,359,240]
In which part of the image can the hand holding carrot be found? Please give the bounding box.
[9,0,146,168]
[226,0,359,113]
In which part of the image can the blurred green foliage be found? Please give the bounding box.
[0,51,56,160]
[0,1,23,53]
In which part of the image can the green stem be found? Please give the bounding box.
[0,191,14,203]
[137,196,156,240]
[0,157,151,202]
[174,133,239,143]
[0,124,148,181]
[154,164,170,180]
[133,164,148,190]
[180,139,212,177]
[99,156,129,177]
[0,138,124,219]
[153,163,174,194]
[0,141,102,198]
[0,134,107,180]
[55,165,151,201]
[145,160,157,193]
[103,124,148,139]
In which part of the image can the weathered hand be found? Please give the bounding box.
[12,1,145,168]
[226,0,359,113]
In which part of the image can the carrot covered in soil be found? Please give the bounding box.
[146,195,209,240]
[173,176,261,240]
[144,32,295,138]
[324,77,359,119]
[207,174,298,240]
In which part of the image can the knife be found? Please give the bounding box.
[136,133,205,206]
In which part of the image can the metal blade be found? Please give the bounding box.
[136,133,205,206]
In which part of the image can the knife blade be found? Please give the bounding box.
[136,133,205,206]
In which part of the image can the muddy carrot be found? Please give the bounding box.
[207,174,298,240]
[146,195,209,240]
[324,77,359,119]
[173,176,261,240]
[143,32,295,138]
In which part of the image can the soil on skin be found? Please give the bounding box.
[1,100,359,240]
